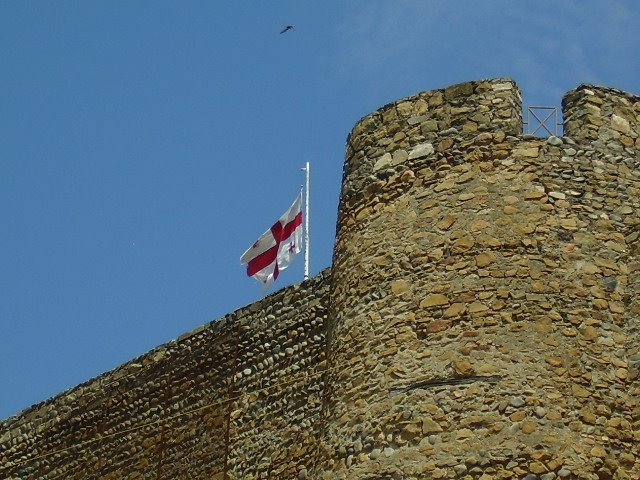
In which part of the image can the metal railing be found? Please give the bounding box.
[524,105,563,136]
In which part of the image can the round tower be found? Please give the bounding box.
[317,78,640,479]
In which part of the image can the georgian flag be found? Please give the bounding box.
[240,194,303,287]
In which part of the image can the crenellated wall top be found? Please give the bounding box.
[563,83,640,151]
[337,79,640,230]
[339,78,523,224]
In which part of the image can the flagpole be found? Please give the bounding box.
[303,162,310,280]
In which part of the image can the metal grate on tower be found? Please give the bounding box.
[524,105,563,136]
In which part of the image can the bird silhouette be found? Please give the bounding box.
[280,25,294,34]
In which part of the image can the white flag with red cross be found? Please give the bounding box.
[240,194,303,287]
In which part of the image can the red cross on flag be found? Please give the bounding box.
[240,194,303,287]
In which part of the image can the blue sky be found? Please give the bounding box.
[1,1,639,420]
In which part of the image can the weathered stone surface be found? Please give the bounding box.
[373,152,392,171]
[612,113,631,135]
[390,279,412,295]
[451,359,475,376]
[475,251,497,267]
[420,293,450,307]
[408,142,435,159]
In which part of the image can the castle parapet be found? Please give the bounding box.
[563,84,640,151]
[340,78,522,218]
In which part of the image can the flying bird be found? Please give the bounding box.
[280,25,294,34]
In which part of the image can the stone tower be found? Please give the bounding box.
[318,78,640,479]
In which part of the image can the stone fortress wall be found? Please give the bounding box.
[1,271,331,480]
[1,78,639,480]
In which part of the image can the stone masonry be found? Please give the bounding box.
[1,271,330,480]
[1,78,639,479]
